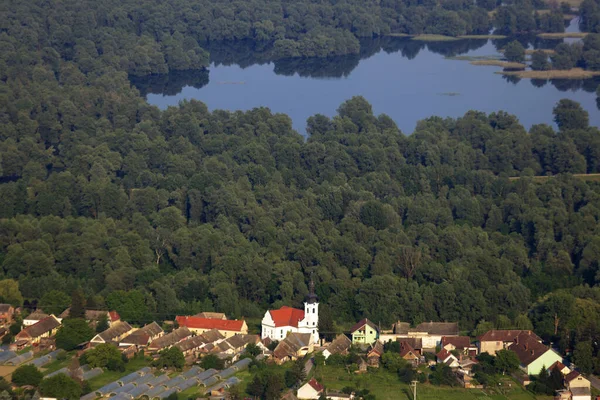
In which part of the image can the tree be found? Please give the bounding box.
[284,359,306,387]
[200,354,224,370]
[11,364,43,387]
[95,313,109,333]
[494,350,520,374]
[55,318,95,351]
[553,99,589,131]
[318,306,335,342]
[40,290,71,316]
[39,374,81,400]
[504,41,525,63]
[573,340,593,374]
[531,50,551,71]
[69,289,86,319]
[83,344,125,371]
[245,343,261,358]
[0,280,23,306]
[153,347,185,370]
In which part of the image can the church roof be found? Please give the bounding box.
[268,306,305,328]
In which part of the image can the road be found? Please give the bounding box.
[305,358,314,376]
[587,373,600,391]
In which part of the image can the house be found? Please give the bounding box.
[350,319,379,345]
[119,322,164,348]
[436,348,459,368]
[194,312,226,320]
[174,329,226,356]
[565,371,591,400]
[147,327,192,352]
[323,334,352,359]
[90,321,134,346]
[175,316,247,338]
[272,332,313,364]
[477,330,541,356]
[367,340,384,367]
[58,309,119,327]
[549,361,571,375]
[297,378,324,400]
[357,357,368,372]
[441,336,477,356]
[23,310,49,327]
[507,332,562,375]
[15,315,61,344]
[390,321,459,351]
[261,278,319,345]
[0,304,14,324]
[399,341,420,367]
[458,358,478,376]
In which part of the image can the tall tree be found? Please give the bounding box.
[69,289,86,320]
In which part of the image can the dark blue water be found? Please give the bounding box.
[137,36,600,134]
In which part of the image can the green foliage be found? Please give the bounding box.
[246,372,285,400]
[95,314,110,333]
[55,319,95,351]
[83,344,125,371]
[574,340,593,374]
[0,280,23,306]
[381,352,407,372]
[40,290,70,316]
[494,350,520,374]
[11,365,43,387]
[245,343,262,358]
[284,359,306,387]
[153,347,185,370]
[39,374,82,400]
[531,50,551,71]
[504,41,525,63]
[69,289,86,320]
[199,354,224,370]
[553,99,589,131]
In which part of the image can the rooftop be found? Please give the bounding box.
[175,316,245,332]
[268,306,305,328]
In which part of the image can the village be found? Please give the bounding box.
[0,286,595,400]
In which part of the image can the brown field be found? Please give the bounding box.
[525,49,556,55]
[457,34,507,39]
[537,32,588,38]
[499,67,600,79]
[0,366,17,381]
[471,60,527,68]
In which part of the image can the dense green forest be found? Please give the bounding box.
[2,0,600,372]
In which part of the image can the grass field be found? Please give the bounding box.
[457,34,507,39]
[411,34,459,41]
[499,68,600,79]
[470,60,527,69]
[537,32,588,38]
[312,366,554,400]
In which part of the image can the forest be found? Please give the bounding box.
[2,0,600,372]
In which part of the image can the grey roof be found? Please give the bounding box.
[45,368,68,378]
[163,376,185,389]
[137,367,152,375]
[93,321,133,343]
[110,383,136,395]
[149,328,191,351]
[0,304,12,313]
[143,385,166,398]
[225,377,241,386]
[196,369,218,382]
[112,393,132,400]
[232,357,252,371]
[217,367,235,379]
[181,366,201,379]
[325,335,352,356]
[176,378,198,392]
[82,368,103,381]
[96,381,121,395]
[128,383,152,398]
[147,374,169,387]
[156,388,177,399]
[25,310,49,322]
[80,391,98,400]
[119,371,145,385]
[30,349,64,367]
[131,373,156,386]
[199,375,219,387]
[174,335,207,353]
[0,351,16,363]
[203,382,226,395]
[5,351,34,365]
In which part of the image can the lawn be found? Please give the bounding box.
[41,351,77,375]
[87,356,152,391]
[313,366,553,400]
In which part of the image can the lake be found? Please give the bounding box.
[135,34,600,135]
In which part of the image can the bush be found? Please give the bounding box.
[12,364,43,387]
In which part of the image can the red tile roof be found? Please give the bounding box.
[175,316,245,332]
[507,332,552,366]
[478,330,541,342]
[308,378,324,393]
[268,306,305,328]
[565,370,581,383]
[441,336,472,349]
[399,341,418,358]
[109,311,120,322]
[437,348,453,361]
[349,318,379,334]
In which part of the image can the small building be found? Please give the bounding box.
[119,322,164,348]
[389,321,459,351]
[175,316,247,338]
[441,336,477,357]
[272,332,313,364]
[0,304,15,325]
[147,327,192,353]
[399,341,420,367]
[477,330,541,356]
[58,309,119,327]
[549,361,571,375]
[350,319,379,345]
[23,310,49,327]
[323,334,352,359]
[507,332,562,375]
[436,348,459,368]
[565,371,591,400]
[194,312,227,320]
[90,321,134,346]
[367,340,384,368]
[297,378,324,400]
[15,315,61,345]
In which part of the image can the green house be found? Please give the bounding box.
[508,332,563,375]
[350,319,379,345]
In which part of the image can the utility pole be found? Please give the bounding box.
[410,380,418,400]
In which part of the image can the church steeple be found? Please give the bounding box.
[306,273,318,304]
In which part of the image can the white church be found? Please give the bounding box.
[261,279,319,344]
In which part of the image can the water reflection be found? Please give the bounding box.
[130,69,209,97]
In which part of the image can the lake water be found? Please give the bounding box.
[136,34,600,134]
